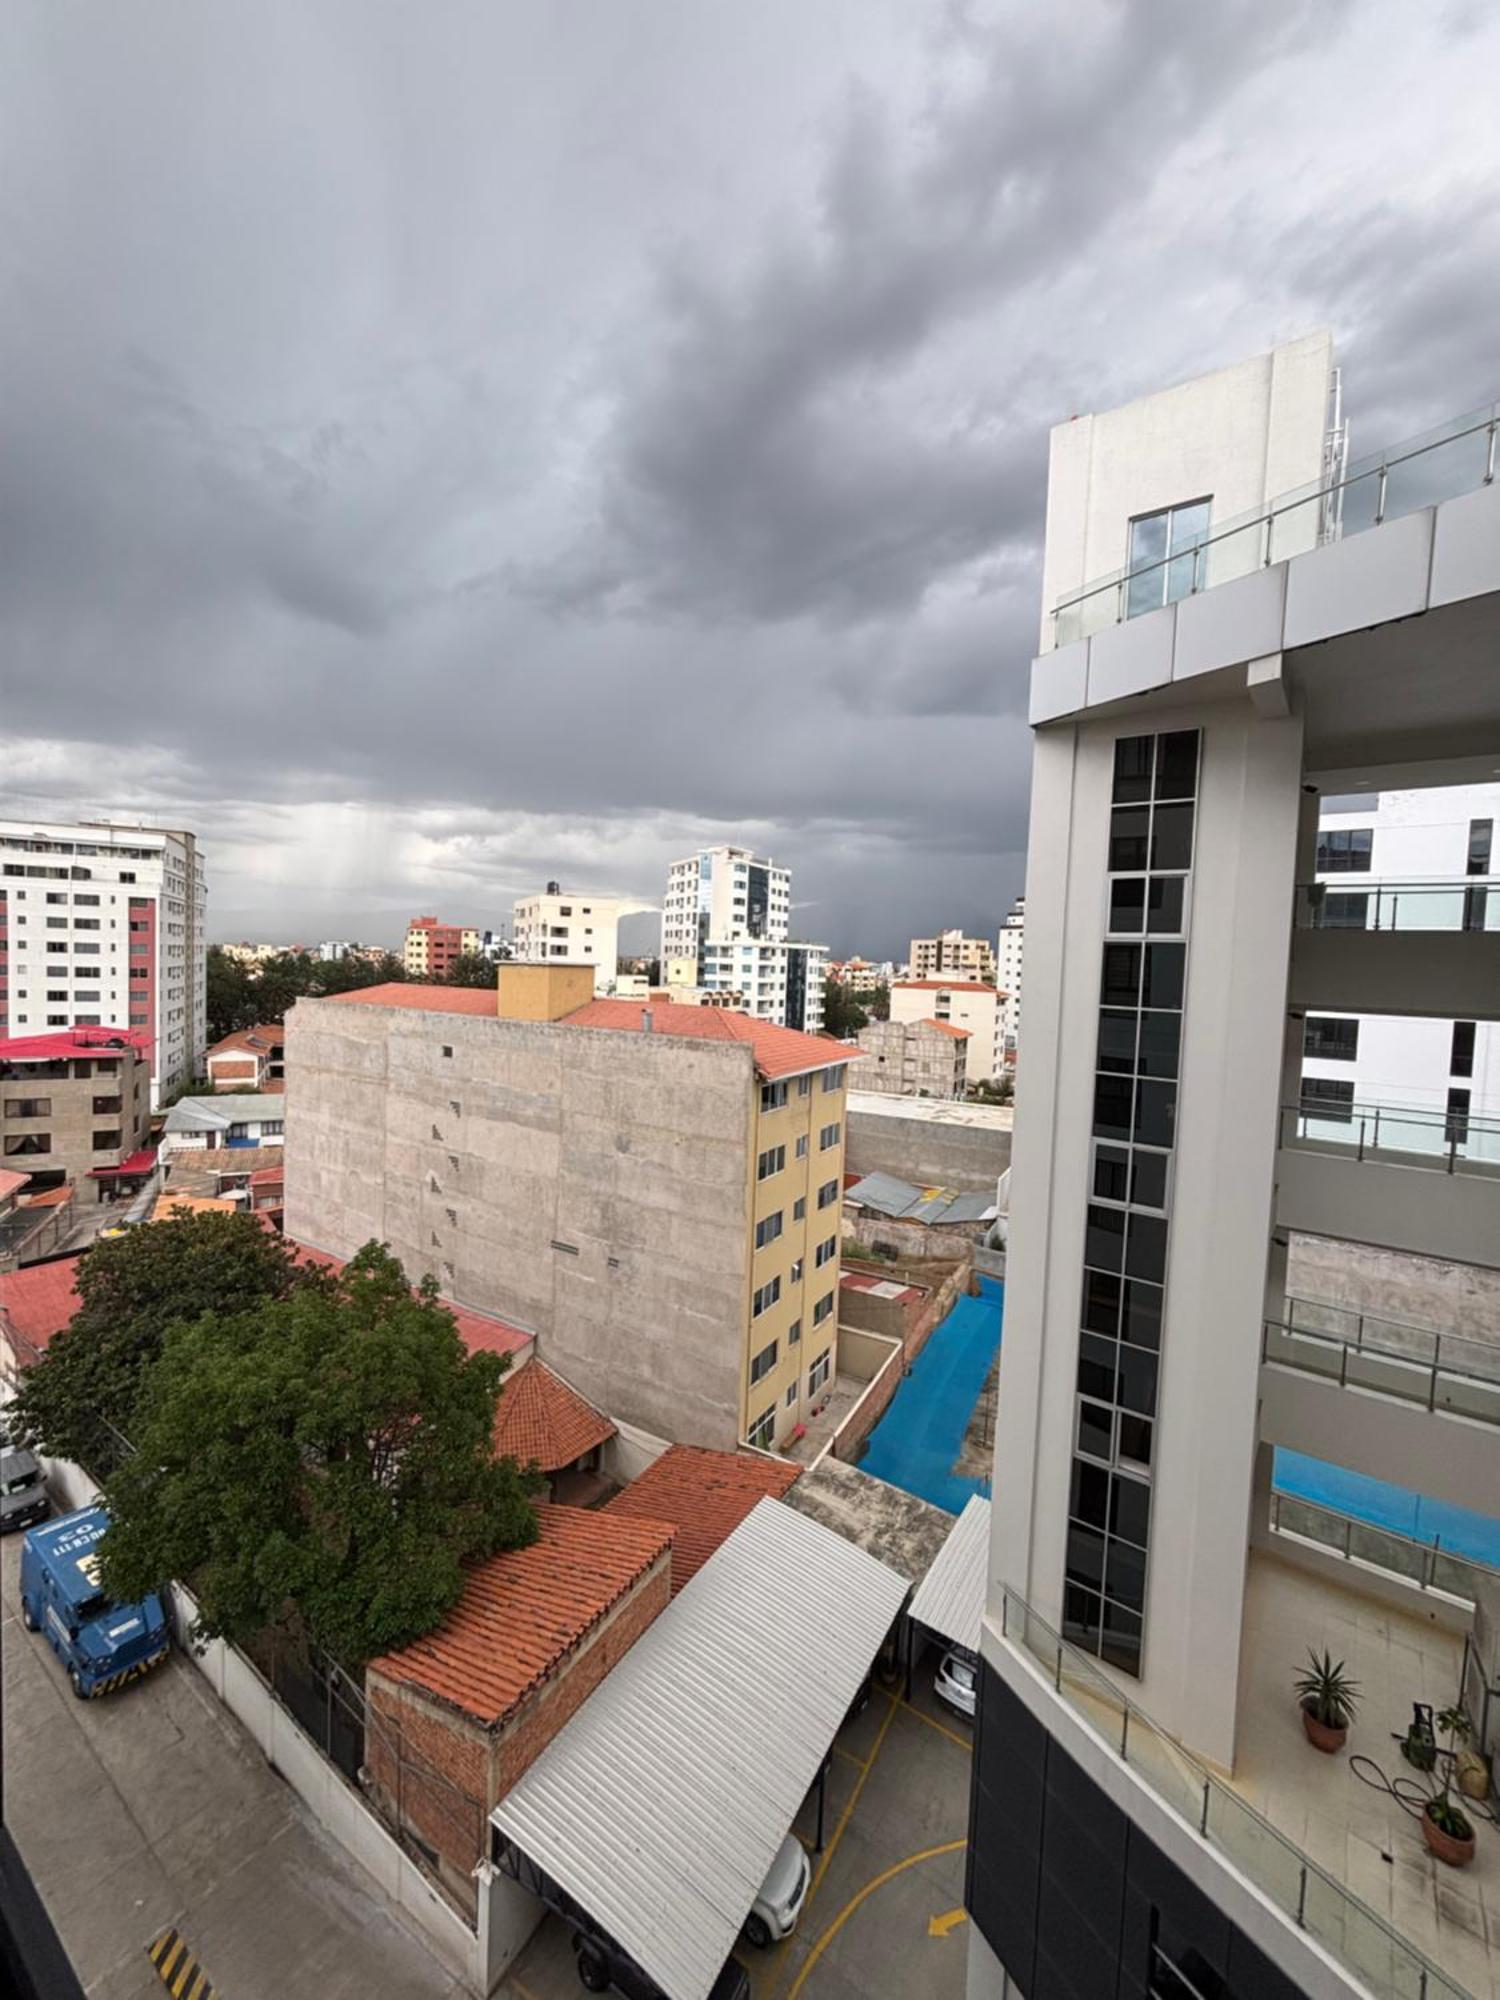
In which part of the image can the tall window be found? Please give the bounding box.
[1465,819,1492,931]
[1451,1021,1476,1079]
[1446,1087,1472,1149]
[1125,500,1210,619]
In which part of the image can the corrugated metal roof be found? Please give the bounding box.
[492,1497,908,2000]
[844,1169,919,1216]
[907,1494,990,1654]
[162,1093,283,1131]
[848,1172,996,1227]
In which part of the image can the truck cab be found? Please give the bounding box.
[1,1442,50,1534]
[19,1506,169,1699]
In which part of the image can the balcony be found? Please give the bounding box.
[1264,1302,1500,1430]
[1280,1101,1500,1182]
[1053,402,1500,648]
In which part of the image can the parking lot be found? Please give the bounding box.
[498,1641,973,2000]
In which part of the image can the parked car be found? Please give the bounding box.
[0,1443,50,1534]
[19,1506,170,1699]
[934,1646,978,1720]
[743,1832,811,1948]
[572,1931,749,1999]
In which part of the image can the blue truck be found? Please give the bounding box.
[19,1506,170,1699]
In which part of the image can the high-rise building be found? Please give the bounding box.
[908,929,998,983]
[402,915,479,979]
[661,846,826,1030]
[0,818,207,1107]
[996,897,1024,1064]
[511,883,646,993]
[966,333,1500,2000]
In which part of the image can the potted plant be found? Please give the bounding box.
[1294,1648,1360,1753]
[1421,1707,1477,1868]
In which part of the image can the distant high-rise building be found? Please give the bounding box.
[996,898,1025,1063]
[661,846,825,1030]
[403,915,479,979]
[908,928,997,984]
[0,817,207,1107]
[512,884,646,994]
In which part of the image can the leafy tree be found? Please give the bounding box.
[441,952,500,990]
[206,944,408,1042]
[823,979,871,1039]
[866,981,890,1022]
[99,1243,539,1665]
[14,1210,305,1473]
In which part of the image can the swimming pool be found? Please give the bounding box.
[857,1275,1003,1516]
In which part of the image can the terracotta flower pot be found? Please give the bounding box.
[1422,1804,1476,1868]
[1301,1700,1347,1754]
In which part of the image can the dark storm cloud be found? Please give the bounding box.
[2,0,1497,957]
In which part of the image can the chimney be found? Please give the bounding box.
[641,1007,654,1034]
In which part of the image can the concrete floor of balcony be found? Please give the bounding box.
[1232,1551,1499,2000]
[783,1372,866,1465]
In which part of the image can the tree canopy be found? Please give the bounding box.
[14,1209,305,1473]
[99,1242,539,1666]
[823,979,871,1039]
[206,945,411,1042]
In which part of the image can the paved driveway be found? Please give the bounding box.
[2,1520,461,1999]
[499,1650,974,2000]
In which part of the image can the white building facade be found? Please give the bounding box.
[0,818,207,1107]
[996,897,1024,1064]
[661,846,826,1030]
[511,884,645,994]
[967,336,1500,2000]
[889,979,1000,1086]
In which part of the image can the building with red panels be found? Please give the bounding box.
[403,916,481,979]
[0,1028,154,1206]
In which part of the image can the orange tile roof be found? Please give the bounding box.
[492,1360,616,1473]
[919,1017,971,1039]
[369,1503,673,1725]
[151,1193,238,1222]
[325,983,497,1015]
[0,1255,84,1360]
[206,1024,284,1057]
[893,979,997,993]
[562,998,853,1082]
[288,1242,532,1357]
[604,1445,800,1594]
[0,1169,32,1205]
[19,1184,74,1209]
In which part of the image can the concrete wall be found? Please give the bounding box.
[844,1208,986,1263]
[845,1096,1012,1192]
[1286,1233,1500,1341]
[829,1330,903,1463]
[854,1018,967,1098]
[0,1047,151,1202]
[284,1002,756,1449]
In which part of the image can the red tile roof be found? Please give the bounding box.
[562,998,853,1082]
[287,1242,532,1357]
[0,1255,84,1361]
[919,1018,971,1039]
[604,1445,801,1594]
[492,1360,616,1473]
[206,1024,284,1058]
[892,980,997,994]
[324,983,497,1015]
[0,1169,32,1205]
[369,1503,673,1725]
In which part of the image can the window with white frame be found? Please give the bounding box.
[752,1275,782,1317]
[1125,499,1210,620]
[755,1209,784,1249]
[750,1339,778,1384]
[814,1236,837,1269]
[756,1144,786,1181]
[816,1178,839,1209]
[808,1348,832,1395]
[760,1080,787,1111]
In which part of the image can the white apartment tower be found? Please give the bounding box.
[511,883,646,994]
[661,846,826,1032]
[0,818,207,1106]
[966,335,1500,2000]
[996,896,1025,1063]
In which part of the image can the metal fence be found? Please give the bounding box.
[1280,1098,1500,1177]
[1268,1489,1500,1609]
[1263,1302,1500,1428]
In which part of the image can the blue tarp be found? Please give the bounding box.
[1273,1449,1500,1569]
[858,1276,1003,1516]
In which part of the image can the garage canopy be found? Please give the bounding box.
[907,1493,990,1655]
[492,1495,908,2000]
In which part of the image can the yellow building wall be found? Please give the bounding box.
[496,961,595,1023]
[742,1065,848,1448]
[404,928,431,975]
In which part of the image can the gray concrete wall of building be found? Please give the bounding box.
[1286,1232,1500,1344]
[284,1000,755,1449]
[845,1098,1011,1192]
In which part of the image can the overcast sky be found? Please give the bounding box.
[4,2,1498,958]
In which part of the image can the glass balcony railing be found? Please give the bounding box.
[996,1584,1469,2000]
[1280,1098,1500,1177]
[1052,401,1500,648]
[1263,1300,1500,1427]
[1268,1489,1500,1608]
[1296,878,1500,932]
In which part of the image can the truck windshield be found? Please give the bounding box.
[75,1592,109,1621]
[3,1472,39,1494]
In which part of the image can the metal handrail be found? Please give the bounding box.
[1280,1098,1500,1178]
[1052,399,1500,643]
[1268,1489,1500,1607]
[1262,1307,1500,1425]
[1297,876,1499,933]
[997,1584,1468,1999]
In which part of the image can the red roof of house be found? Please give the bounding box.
[369,1503,673,1725]
[562,998,852,1082]
[248,1165,285,1188]
[604,1445,801,1594]
[19,1185,74,1210]
[0,1169,32,1205]
[288,1242,532,1357]
[0,1255,84,1360]
[324,983,497,1015]
[0,1028,152,1063]
[492,1360,616,1472]
[919,1018,971,1039]
[892,980,997,994]
[206,1024,284,1057]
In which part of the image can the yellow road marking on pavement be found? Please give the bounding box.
[146,1926,216,2000]
[504,1978,545,2000]
[897,1699,973,1754]
[784,1841,967,1999]
[928,1905,968,1938]
[830,1741,867,1771]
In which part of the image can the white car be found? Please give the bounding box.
[743,1833,811,1948]
[934,1647,977,1720]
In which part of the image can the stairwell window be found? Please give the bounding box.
[818,1122,841,1150]
[1125,499,1210,619]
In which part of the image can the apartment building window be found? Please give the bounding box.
[755,1210,783,1250]
[1451,1021,1476,1078]
[808,1348,831,1396]
[812,1292,834,1327]
[821,1066,846,1092]
[819,1122,841,1150]
[1446,1088,1472,1148]
[750,1339,778,1385]
[787,1318,801,1346]
[789,1257,803,1284]
[747,1405,775,1450]
[4,1099,50,1118]
[759,1080,788,1112]
[792,1195,806,1221]
[92,1096,122,1115]
[1301,1077,1355,1123]
[756,1144,785,1181]
[45,892,66,905]
[752,1275,782,1318]
[1464,819,1492,929]
[816,1178,839,1209]
[814,1236,837,1268]
[1125,499,1209,619]
[5,1133,52,1155]
[46,990,66,1003]
[45,916,67,929]
[92,1130,122,1150]
[795,1134,808,1160]
[785,1384,798,1409]
[1316,827,1373,874]
[1303,1016,1359,1062]
[797,1076,812,1097]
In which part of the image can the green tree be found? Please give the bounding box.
[14,1210,305,1473]
[866,981,890,1021]
[206,946,261,1042]
[822,979,870,1039]
[441,952,499,989]
[99,1243,539,1664]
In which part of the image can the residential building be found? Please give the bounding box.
[969,332,1500,2000]
[661,845,826,1029]
[0,1168,71,1272]
[908,929,998,984]
[0,817,207,1106]
[159,1092,285,1156]
[403,915,480,979]
[0,1028,153,1205]
[691,936,827,1032]
[826,957,894,994]
[283,964,852,1453]
[854,1017,968,1098]
[217,941,284,966]
[889,979,1001,1085]
[204,1024,284,1093]
[510,883,648,994]
[996,897,1024,1063]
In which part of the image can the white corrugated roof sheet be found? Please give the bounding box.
[907,1494,990,1655]
[492,1496,908,2000]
